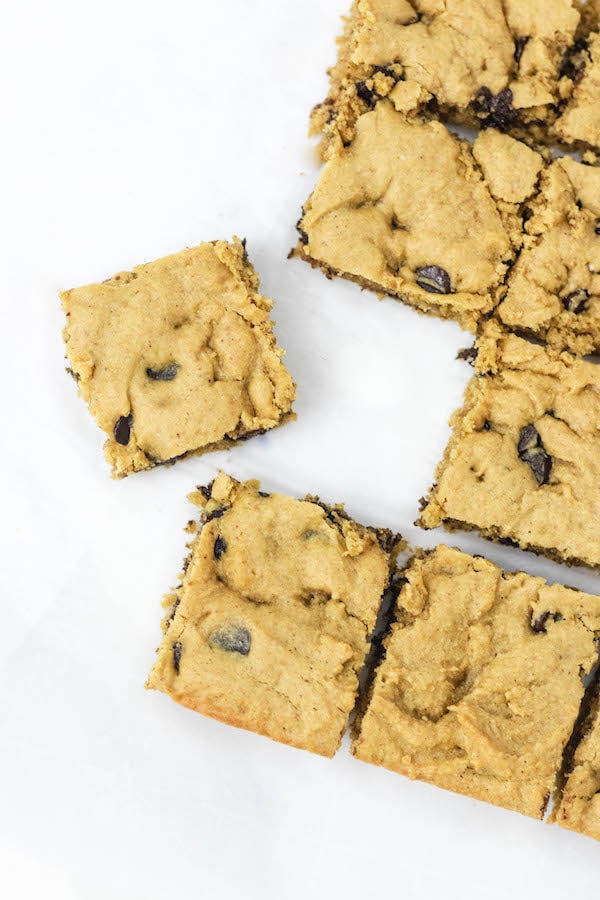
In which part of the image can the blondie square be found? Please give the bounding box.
[146,472,398,757]
[497,156,600,355]
[418,323,600,569]
[553,682,600,840]
[296,102,530,331]
[352,545,600,818]
[311,0,582,156]
[61,239,295,477]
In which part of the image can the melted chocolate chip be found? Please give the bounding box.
[532,611,563,634]
[173,641,182,674]
[416,265,452,294]
[562,289,589,314]
[473,87,517,131]
[514,37,529,64]
[457,347,478,364]
[200,482,214,500]
[214,535,227,560]
[595,220,600,235]
[518,424,552,486]
[113,414,133,445]
[146,363,179,381]
[209,624,251,656]
[355,80,378,107]
[204,506,227,523]
[560,39,588,83]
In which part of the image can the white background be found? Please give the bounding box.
[2,1,600,897]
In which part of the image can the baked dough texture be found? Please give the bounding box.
[352,545,600,818]
[311,0,599,156]
[146,472,398,758]
[61,239,296,477]
[554,684,600,840]
[418,322,600,569]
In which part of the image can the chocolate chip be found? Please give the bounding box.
[200,482,214,500]
[258,491,270,498]
[204,506,227,523]
[562,289,589,314]
[416,265,452,294]
[146,363,179,381]
[472,87,517,131]
[173,641,182,674]
[518,424,552,486]
[209,624,251,656]
[214,535,227,559]
[595,220,600,235]
[483,420,491,431]
[514,37,529,64]
[560,39,588,82]
[457,347,478,364]
[355,80,378,107]
[532,611,563,633]
[113,414,133,445]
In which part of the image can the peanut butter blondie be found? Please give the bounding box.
[311,0,591,157]
[353,545,600,818]
[296,103,525,331]
[146,472,399,757]
[418,322,600,569]
[497,155,600,355]
[61,240,295,477]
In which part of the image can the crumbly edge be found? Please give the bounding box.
[309,2,600,159]
[290,246,485,333]
[550,666,600,827]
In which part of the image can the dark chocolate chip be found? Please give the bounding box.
[518,424,552,486]
[596,220,600,235]
[209,624,251,656]
[258,490,270,498]
[483,420,491,431]
[532,611,563,633]
[472,87,517,131]
[113,414,133,445]
[457,347,478,364]
[204,506,227,523]
[146,363,179,381]
[214,535,227,559]
[416,265,452,294]
[560,39,589,82]
[355,80,378,107]
[200,482,214,500]
[562,289,589,314]
[173,641,183,674]
[514,37,529,64]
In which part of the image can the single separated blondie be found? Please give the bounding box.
[295,103,534,331]
[553,681,600,840]
[61,239,295,477]
[352,545,600,818]
[418,322,600,569]
[311,0,586,157]
[146,472,399,757]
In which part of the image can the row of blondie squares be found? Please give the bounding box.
[60,0,600,845]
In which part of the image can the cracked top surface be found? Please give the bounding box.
[61,239,295,478]
[311,0,598,153]
[311,0,583,153]
[419,322,600,567]
[555,684,600,840]
[146,472,395,757]
[498,157,600,355]
[298,102,515,331]
[353,545,600,818]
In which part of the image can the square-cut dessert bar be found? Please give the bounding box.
[311,0,599,156]
[553,680,600,840]
[146,472,399,757]
[352,545,600,818]
[418,322,600,569]
[61,239,295,477]
[297,98,600,351]
[296,102,528,332]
